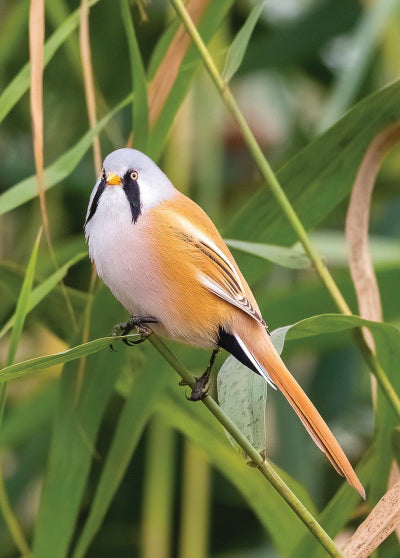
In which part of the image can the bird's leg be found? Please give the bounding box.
[110,316,158,349]
[182,348,220,401]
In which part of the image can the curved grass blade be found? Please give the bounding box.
[0,333,139,385]
[32,290,128,558]
[120,0,149,151]
[226,238,310,269]
[72,355,169,558]
[6,228,43,368]
[222,0,264,82]
[0,0,101,124]
[159,388,313,556]
[0,93,132,215]
[0,252,86,339]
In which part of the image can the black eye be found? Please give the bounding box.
[130,170,139,181]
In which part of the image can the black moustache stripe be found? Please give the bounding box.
[85,178,105,226]
[123,171,142,223]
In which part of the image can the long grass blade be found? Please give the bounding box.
[120,0,149,151]
[222,0,264,82]
[0,93,132,215]
[5,228,43,369]
[0,228,42,557]
[72,356,169,557]
[141,418,176,558]
[0,333,140,385]
[79,0,102,174]
[0,0,102,124]
[0,252,86,339]
[178,442,210,558]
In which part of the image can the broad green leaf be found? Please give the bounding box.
[217,355,267,454]
[6,228,43,366]
[272,313,400,347]
[0,0,101,124]
[32,289,128,558]
[120,0,149,151]
[159,387,315,556]
[0,333,139,385]
[0,94,131,215]
[0,252,86,339]
[0,382,56,449]
[222,0,264,82]
[0,262,88,343]
[226,238,310,269]
[72,351,169,558]
[226,80,400,272]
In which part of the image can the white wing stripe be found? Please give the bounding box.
[175,215,242,283]
[199,273,262,324]
[235,334,276,389]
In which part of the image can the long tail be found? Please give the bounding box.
[235,330,365,498]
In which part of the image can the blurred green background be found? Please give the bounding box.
[1,0,400,556]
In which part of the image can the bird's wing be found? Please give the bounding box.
[173,213,266,326]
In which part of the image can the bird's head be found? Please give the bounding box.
[85,148,175,227]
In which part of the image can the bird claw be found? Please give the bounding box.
[110,316,158,347]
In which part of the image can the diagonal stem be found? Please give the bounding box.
[169,0,400,423]
[149,334,343,558]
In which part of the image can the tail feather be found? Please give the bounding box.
[252,333,365,498]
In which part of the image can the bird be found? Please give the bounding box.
[84,147,365,498]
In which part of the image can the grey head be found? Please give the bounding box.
[85,148,176,227]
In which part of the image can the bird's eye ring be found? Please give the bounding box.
[130,170,139,181]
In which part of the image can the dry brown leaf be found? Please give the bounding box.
[80,0,102,174]
[148,0,208,127]
[345,124,400,349]
[29,0,48,231]
[342,479,400,557]
[345,122,400,541]
[389,463,400,540]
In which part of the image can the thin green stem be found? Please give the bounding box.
[0,474,31,557]
[149,335,343,558]
[169,0,400,422]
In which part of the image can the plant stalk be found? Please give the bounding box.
[169,0,400,422]
[149,335,343,558]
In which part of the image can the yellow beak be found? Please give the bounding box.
[106,173,122,186]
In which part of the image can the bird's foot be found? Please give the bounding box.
[181,348,220,401]
[110,315,158,349]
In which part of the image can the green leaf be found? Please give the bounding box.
[159,387,310,556]
[226,238,310,269]
[0,333,139,385]
[217,355,267,454]
[72,354,169,558]
[120,0,149,151]
[226,80,400,274]
[148,0,235,160]
[0,252,86,339]
[6,228,43,366]
[293,448,375,558]
[32,289,128,558]
[0,0,101,124]
[0,94,132,215]
[222,0,264,82]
